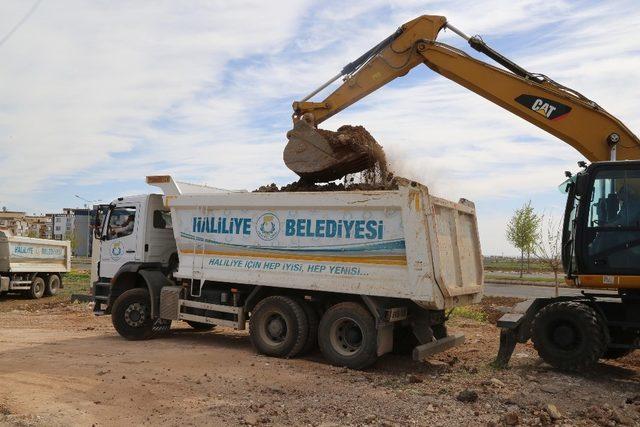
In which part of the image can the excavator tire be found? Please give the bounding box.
[532,301,607,371]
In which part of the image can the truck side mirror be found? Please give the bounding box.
[93,215,102,238]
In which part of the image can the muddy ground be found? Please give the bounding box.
[1,295,640,426]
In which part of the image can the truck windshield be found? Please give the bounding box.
[107,207,136,240]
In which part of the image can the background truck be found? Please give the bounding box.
[0,230,71,299]
[92,176,483,369]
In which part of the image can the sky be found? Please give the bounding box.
[1,0,639,255]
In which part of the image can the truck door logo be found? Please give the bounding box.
[256,213,280,241]
[110,242,124,261]
[515,95,571,120]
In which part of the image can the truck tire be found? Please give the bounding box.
[186,321,215,331]
[318,302,377,370]
[45,274,61,296]
[111,288,155,340]
[532,301,607,371]
[298,299,319,356]
[29,277,46,299]
[249,296,308,358]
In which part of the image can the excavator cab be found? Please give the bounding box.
[563,161,640,282]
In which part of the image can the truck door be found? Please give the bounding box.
[99,204,141,278]
[144,195,177,265]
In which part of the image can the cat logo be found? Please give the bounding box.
[515,95,571,121]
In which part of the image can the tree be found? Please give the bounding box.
[64,231,78,256]
[534,215,563,297]
[506,201,540,277]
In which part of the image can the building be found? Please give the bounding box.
[25,215,53,239]
[53,208,93,257]
[53,209,75,240]
[0,210,28,236]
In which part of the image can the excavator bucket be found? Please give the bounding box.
[283,120,379,182]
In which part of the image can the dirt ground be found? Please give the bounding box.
[1,295,640,426]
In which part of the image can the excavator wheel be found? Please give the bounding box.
[531,301,607,371]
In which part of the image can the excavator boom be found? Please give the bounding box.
[284,15,640,182]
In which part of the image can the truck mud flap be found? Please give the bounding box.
[412,334,465,361]
[138,269,173,319]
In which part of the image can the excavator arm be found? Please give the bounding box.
[284,15,640,181]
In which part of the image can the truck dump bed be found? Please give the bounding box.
[0,231,71,273]
[149,177,483,310]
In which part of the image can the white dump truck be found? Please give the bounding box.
[0,230,71,299]
[92,176,483,368]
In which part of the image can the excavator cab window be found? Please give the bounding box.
[561,177,579,276]
[581,168,640,274]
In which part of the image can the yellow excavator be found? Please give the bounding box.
[284,15,640,371]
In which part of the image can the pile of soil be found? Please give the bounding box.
[254,179,398,193]
[264,124,397,192]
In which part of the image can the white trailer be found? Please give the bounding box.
[92,176,483,368]
[0,230,71,299]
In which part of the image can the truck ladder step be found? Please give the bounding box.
[178,312,245,330]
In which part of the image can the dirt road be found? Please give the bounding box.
[1,300,640,426]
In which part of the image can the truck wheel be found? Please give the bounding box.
[298,299,319,356]
[532,301,607,371]
[29,277,46,299]
[249,296,308,358]
[186,321,215,331]
[45,274,61,296]
[318,302,377,370]
[111,288,155,340]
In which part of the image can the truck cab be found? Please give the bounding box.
[92,194,177,313]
